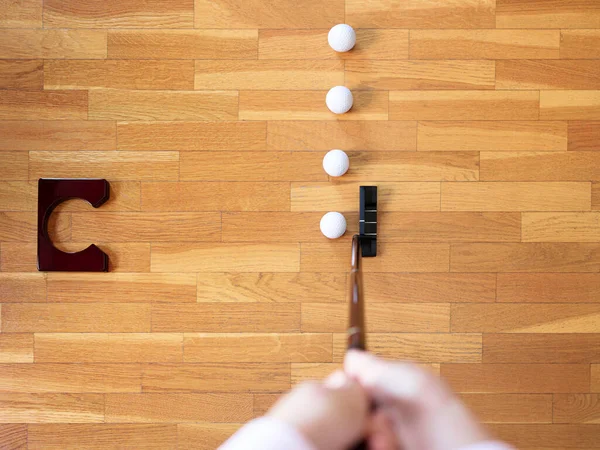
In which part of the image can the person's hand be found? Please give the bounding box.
[345,350,490,450]
[267,371,369,450]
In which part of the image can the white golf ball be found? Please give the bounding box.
[320,212,347,239]
[328,24,356,52]
[323,149,349,177]
[326,86,353,114]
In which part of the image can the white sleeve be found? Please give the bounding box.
[218,417,316,450]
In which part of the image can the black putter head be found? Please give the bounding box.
[359,186,377,257]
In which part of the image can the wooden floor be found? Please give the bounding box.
[2,0,600,448]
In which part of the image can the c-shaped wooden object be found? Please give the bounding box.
[37,178,110,272]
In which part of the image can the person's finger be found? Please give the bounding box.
[368,409,400,450]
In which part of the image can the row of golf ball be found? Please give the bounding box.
[320,25,358,240]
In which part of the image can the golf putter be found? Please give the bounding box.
[348,186,377,450]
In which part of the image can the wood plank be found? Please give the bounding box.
[332,333,482,363]
[361,273,496,303]
[540,91,600,120]
[441,364,589,393]
[253,393,281,416]
[0,393,104,423]
[194,0,342,28]
[53,182,139,212]
[441,182,591,211]
[569,122,600,152]
[0,212,69,242]
[44,0,194,28]
[561,30,600,59]
[89,90,237,121]
[342,151,479,181]
[44,60,194,90]
[410,30,559,59]
[142,363,289,392]
[117,121,266,151]
[0,60,42,90]
[2,303,151,333]
[301,303,450,332]
[1,242,150,273]
[461,394,552,423]
[595,183,600,211]
[0,153,28,181]
[47,273,196,303]
[554,394,600,424]
[496,0,600,28]
[593,365,600,392]
[28,424,177,450]
[380,212,520,242]
[0,181,36,211]
[483,334,600,363]
[142,182,289,211]
[0,364,141,393]
[151,303,300,332]
[452,304,600,333]
[71,212,220,242]
[29,151,179,181]
[498,274,600,303]
[301,242,450,272]
[523,213,600,242]
[258,29,408,60]
[183,333,331,362]
[0,334,33,363]
[195,60,343,90]
[240,90,388,121]
[346,60,495,90]
[0,91,87,120]
[418,121,567,151]
[0,0,41,27]
[346,0,495,28]
[178,424,240,450]
[0,30,106,59]
[267,121,416,151]
[0,424,26,450]
[180,152,326,182]
[0,273,45,303]
[451,243,600,273]
[196,273,346,303]
[497,60,600,89]
[390,91,539,120]
[152,243,299,272]
[221,212,358,243]
[481,152,600,181]
[105,393,252,423]
[292,181,440,212]
[34,333,182,363]
[0,120,116,151]
[489,424,600,448]
[108,30,257,59]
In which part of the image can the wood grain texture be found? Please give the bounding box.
[410,30,560,59]
[183,333,331,362]
[259,29,408,60]
[442,364,590,393]
[561,30,600,59]
[489,424,600,448]
[522,213,600,242]
[0,152,28,180]
[267,121,416,151]
[346,0,495,28]
[0,424,27,450]
[0,393,104,423]
[240,90,388,121]
[496,0,600,28]
[151,303,300,332]
[390,91,539,120]
[569,121,600,152]
[418,121,567,151]
[593,365,600,392]
[461,394,552,423]
[0,273,46,303]
[0,333,33,363]
[451,243,600,273]
[34,333,183,363]
[540,91,600,120]
[483,334,600,363]
[141,363,290,392]
[28,424,177,449]
[108,30,257,59]
[178,424,241,450]
[0,0,41,27]
[497,60,600,90]
[595,183,600,210]
[441,182,591,211]
[0,29,106,59]
[44,60,194,90]
[498,273,600,303]
[44,0,194,28]
[553,394,600,424]
[0,90,87,120]
[345,60,495,90]
[0,60,42,90]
